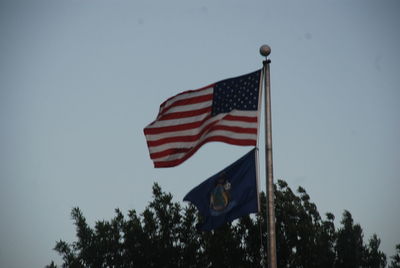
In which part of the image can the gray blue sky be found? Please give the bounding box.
[1,0,399,267]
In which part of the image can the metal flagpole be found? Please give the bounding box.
[260,45,277,268]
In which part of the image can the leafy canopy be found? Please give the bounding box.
[48,181,393,268]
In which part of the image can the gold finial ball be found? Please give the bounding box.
[260,45,271,57]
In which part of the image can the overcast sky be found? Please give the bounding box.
[1,0,399,267]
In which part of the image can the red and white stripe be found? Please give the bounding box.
[144,84,259,168]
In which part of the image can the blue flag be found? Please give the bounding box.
[183,149,259,231]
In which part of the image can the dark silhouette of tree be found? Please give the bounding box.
[335,210,365,268]
[48,181,394,267]
[363,234,386,268]
[275,180,336,268]
[389,244,400,268]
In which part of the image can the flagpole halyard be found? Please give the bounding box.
[260,45,277,268]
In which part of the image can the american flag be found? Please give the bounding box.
[144,70,262,168]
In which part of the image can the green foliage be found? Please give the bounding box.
[335,210,365,268]
[48,181,395,268]
[389,244,400,268]
[363,234,387,268]
[275,180,336,268]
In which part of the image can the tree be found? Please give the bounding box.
[48,181,392,267]
[363,234,386,268]
[275,180,336,268]
[335,210,365,268]
[389,244,400,268]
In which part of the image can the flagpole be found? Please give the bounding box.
[260,45,277,268]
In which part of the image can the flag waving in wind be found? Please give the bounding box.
[144,70,261,168]
[183,148,259,231]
